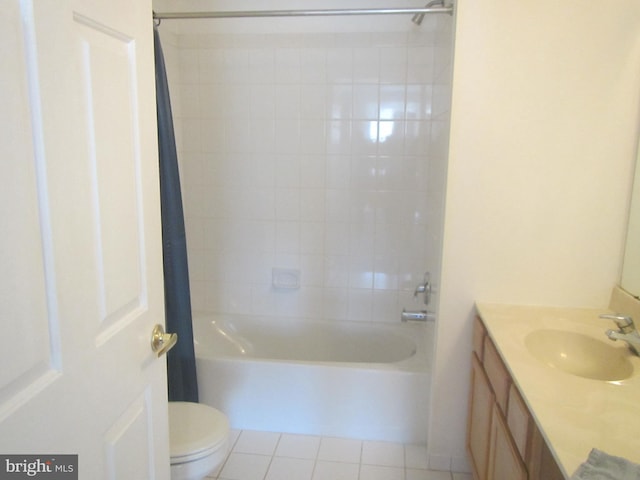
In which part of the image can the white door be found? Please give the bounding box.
[0,0,169,478]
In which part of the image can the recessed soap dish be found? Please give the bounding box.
[272,268,300,289]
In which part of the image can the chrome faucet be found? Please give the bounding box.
[402,273,436,322]
[401,309,435,322]
[414,272,432,305]
[600,313,640,355]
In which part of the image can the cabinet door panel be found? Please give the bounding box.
[473,316,486,360]
[484,335,510,412]
[507,383,531,461]
[529,426,566,480]
[488,404,528,480]
[467,354,494,480]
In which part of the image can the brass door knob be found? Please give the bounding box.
[150,324,178,357]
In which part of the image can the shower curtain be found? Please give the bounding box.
[153,27,199,403]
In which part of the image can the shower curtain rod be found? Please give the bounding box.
[153,6,453,20]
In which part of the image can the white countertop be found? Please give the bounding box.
[475,303,640,478]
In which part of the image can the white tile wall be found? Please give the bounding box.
[161,20,452,323]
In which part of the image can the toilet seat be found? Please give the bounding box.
[168,402,229,465]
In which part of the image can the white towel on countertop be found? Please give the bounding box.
[571,449,640,480]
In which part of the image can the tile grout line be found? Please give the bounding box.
[262,432,283,480]
[210,429,469,480]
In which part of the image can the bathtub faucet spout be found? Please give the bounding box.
[401,309,435,322]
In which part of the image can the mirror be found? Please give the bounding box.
[621,141,640,298]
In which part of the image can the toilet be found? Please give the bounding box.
[168,401,230,480]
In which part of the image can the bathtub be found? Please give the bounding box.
[193,312,432,443]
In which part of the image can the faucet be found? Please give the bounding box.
[402,273,436,322]
[414,272,432,305]
[401,309,435,322]
[599,313,640,355]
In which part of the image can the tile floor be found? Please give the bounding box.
[207,429,473,480]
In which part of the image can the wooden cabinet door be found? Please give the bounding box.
[484,335,511,413]
[468,354,495,480]
[488,404,528,480]
[529,426,566,480]
[507,383,532,461]
[473,316,486,360]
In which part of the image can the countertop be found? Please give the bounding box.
[475,302,640,478]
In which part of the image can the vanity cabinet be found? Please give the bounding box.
[467,316,565,480]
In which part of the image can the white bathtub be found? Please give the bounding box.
[193,312,432,443]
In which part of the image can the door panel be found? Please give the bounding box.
[104,392,155,480]
[0,0,61,422]
[467,354,494,480]
[74,12,146,339]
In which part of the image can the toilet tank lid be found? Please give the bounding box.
[169,402,229,458]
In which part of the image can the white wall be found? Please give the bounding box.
[430,0,640,471]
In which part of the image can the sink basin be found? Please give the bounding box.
[524,329,634,381]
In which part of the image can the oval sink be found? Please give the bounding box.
[524,329,634,381]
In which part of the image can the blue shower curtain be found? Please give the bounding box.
[154,27,199,403]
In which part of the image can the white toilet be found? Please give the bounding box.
[168,401,230,480]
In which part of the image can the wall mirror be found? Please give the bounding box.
[621,139,640,298]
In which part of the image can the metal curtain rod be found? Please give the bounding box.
[153,6,453,20]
